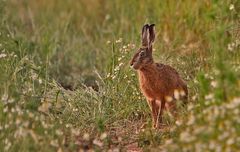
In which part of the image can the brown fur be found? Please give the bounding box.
[130,24,188,128]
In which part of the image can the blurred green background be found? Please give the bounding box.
[0,0,240,151]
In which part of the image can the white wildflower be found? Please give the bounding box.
[174,89,180,100]
[1,93,8,102]
[193,126,205,134]
[38,102,52,113]
[55,129,63,136]
[165,139,173,145]
[205,93,214,100]
[106,40,111,44]
[227,43,234,51]
[71,128,80,136]
[187,104,194,111]
[226,97,240,109]
[38,79,43,84]
[118,57,122,61]
[175,120,182,126]
[131,44,136,49]
[65,124,71,128]
[209,140,217,150]
[187,115,195,125]
[105,14,110,20]
[211,81,218,88]
[112,148,120,152]
[229,4,234,10]
[218,132,229,141]
[180,132,195,143]
[73,108,78,112]
[3,107,8,113]
[31,72,38,80]
[50,140,59,147]
[180,89,186,97]
[235,39,240,46]
[100,132,107,140]
[83,133,90,141]
[227,138,235,145]
[106,73,111,78]
[16,118,21,125]
[0,53,7,58]
[118,62,124,67]
[192,95,197,101]
[114,66,120,72]
[93,139,103,147]
[116,38,122,43]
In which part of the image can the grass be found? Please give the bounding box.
[0,0,240,151]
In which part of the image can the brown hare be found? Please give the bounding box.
[130,24,188,128]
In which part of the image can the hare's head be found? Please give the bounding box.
[130,24,155,70]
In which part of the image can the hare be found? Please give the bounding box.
[130,24,188,128]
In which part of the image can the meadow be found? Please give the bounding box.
[0,0,240,151]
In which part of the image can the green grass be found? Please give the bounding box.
[0,0,240,151]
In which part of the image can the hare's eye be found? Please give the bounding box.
[139,51,145,57]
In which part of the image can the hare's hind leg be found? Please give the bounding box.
[166,101,177,118]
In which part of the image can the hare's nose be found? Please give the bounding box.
[130,63,133,67]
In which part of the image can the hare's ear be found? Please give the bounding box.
[141,24,149,47]
[148,24,155,47]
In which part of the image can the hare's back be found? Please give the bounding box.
[156,63,179,76]
[155,63,186,87]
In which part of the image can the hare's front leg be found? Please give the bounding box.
[147,99,158,128]
[155,99,166,128]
